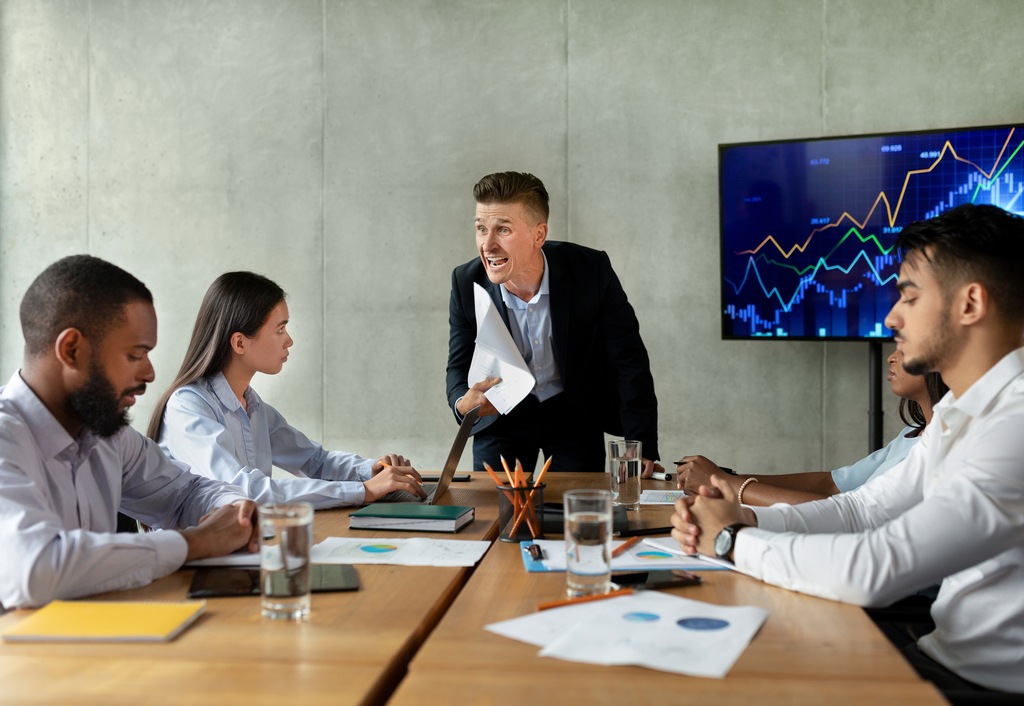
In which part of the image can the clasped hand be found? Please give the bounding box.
[671,475,756,557]
[674,455,734,494]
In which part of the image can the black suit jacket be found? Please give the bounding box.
[446,240,660,461]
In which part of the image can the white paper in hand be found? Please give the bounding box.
[468,283,535,414]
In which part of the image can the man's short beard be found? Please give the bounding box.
[902,357,933,376]
[68,361,130,438]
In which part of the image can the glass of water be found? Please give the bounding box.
[608,439,642,511]
[258,503,313,620]
[563,488,613,597]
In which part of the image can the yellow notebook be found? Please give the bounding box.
[1,600,206,643]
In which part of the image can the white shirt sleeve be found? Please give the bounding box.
[739,423,1024,607]
[160,389,370,509]
[0,420,243,608]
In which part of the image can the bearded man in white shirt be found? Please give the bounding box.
[0,255,259,609]
[672,203,1024,697]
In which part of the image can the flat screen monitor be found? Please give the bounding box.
[718,123,1024,340]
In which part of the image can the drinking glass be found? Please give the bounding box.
[563,489,613,597]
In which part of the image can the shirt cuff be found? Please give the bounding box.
[150,529,190,576]
[750,506,789,532]
[731,526,776,579]
[214,492,249,509]
[357,459,374,482]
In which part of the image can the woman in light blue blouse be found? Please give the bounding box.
[676,347,948,506]
[147,272,425,508]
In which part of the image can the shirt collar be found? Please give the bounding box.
[2,370,80,461]
[934,346,1024,423]
[208,371,261,414]
[500,251,550,310]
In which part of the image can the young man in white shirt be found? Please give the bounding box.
[0,255,259,609]
[672,203,1024,696]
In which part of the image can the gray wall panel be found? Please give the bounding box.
[3,0,1022,479]
[0,0,90,379]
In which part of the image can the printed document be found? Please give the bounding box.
[486,591,767,678]
[468,283,535,414]
[310,537,490,567]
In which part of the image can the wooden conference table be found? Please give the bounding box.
[0,474,947,706]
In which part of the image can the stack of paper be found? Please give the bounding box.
[486,592,767,678]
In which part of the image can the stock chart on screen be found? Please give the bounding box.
[719,124,1024,340]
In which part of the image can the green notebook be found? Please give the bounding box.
[349,503,475,533]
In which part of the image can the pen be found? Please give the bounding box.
[611,535,642,558]
[651,471,674,482]
[673,460,734,475]
[536,587,633,612]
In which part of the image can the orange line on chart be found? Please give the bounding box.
[739,128,1017,259]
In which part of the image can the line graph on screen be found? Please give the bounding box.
[719,125,1024,339]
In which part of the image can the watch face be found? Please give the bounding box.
[714,527,733,558]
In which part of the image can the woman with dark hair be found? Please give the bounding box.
[676,347,948,506]
[148,272,424,508]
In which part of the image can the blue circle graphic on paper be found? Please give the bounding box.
[635,551,673,560]
[677,617,729,631]
[622,612,660,623]
[361,544,398,553]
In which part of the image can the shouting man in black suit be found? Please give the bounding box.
[446,171,662,475]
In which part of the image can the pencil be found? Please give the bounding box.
[533,456,553,487]
[508,455,550,537]
[537,587,634,611]
[611,535,642,558]
[484,463,517,512]
[482,462,506,488]
[499,455,515,486]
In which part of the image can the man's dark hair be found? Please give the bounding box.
[473,172,549,224]
[20,255,154,357]
[896,204,1024,324]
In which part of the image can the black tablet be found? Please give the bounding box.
[187,565,360,598]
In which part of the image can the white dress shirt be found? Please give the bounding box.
[0,372,246,609]
[158,373,373,509]
[737,347,1024,692]
[499,251,564,402]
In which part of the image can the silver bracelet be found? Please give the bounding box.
[737,477,759,505]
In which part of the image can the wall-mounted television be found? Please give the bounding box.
[719,123,1024,340]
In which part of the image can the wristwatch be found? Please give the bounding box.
[714,523,747,561]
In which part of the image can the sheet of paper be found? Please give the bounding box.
[486,592,767,679]
[538,592,768,678]
[524,539,723,572]
[641,537,737,571]
[639,489,689,505]
[310,537,490,567]
[467,283,535,414]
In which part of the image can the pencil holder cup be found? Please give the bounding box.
[497,484,545,543]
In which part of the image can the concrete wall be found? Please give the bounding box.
[3,0,1022,474]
